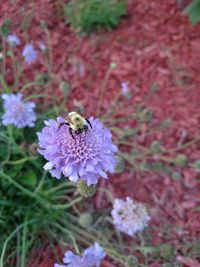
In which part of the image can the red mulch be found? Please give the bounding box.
[1,0,200,266]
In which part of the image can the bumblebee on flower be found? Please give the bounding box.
[58,106,93,139]
[37,107,118,186]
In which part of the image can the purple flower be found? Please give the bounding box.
[22,44,37,64]
[37,116,117,185]
[54,242,106,267]
[39,42,46,51]
[82,242,106,267]
[111,197,151,236]
[121,82,129,95]
[1,93,36,128]
[6,34,20,46]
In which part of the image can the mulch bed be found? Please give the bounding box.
[1,0,200,266]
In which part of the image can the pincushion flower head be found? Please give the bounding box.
[22,44,37,64]
[121,82,129,95]
[37,111,118,186]
[111,197,151,236]
[6,34,20,46]
[54,242,106,267]
[1,93,36,128]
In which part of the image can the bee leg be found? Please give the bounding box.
[75,128,82,134]
[86,119,92,129]
[83,125,88,132]
[69,127,75,140]
[58,122,70,130]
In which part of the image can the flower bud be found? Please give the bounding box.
[79,213,93,228]
[77,180,97,197]
[173,154,187,167]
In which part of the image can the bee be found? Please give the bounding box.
[58,106,92,139]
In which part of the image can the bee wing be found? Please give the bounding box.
[60,111,68,119]
[73,105,83,115]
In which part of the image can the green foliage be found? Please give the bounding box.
[159,244,174,260]
[194,159,200,172]
[134,107,153,123]
[184,0,200,24]
[115,155,125,173]
[139,161,170,173]
[171,171,182,181]
[0,19,11,37]
[0,115,126,266]
[64,0,127,33]
[150,141,163,154]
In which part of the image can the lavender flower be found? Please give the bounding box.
[22,44,37,64]
[1,93,36,128]
[39,42,46,51]
[121,82,132,100]
[37,116,117,185]
[54,242,106,267]
[6,34,20,46]
[121,82,129,95]
[111,197,151,236]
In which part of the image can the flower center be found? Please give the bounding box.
[12,103,26,118]
[58,125,100,161]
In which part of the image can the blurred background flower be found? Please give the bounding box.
[6,34,20,46]
[111,197,150,236]
[1,93,36,128]
[22,44,37,64]
[55,242,105,267]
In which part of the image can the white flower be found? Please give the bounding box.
[111,197,150,236]
[6,34,20,46]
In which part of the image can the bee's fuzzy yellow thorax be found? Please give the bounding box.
[68,111,87,130]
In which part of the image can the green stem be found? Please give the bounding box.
[21,214,29,267]
[47,182,75,194]
[97,188,114,204]
[20,82,41,93]
[0,75,9,93]
[51,196,82,209]
[33,171,47,194]
[5,156,38,165]
[24,93,48,101]
[0,171,50,208]
[169,135,200,153]
[0,219,35,267]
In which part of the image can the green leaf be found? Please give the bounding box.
[171,171,182,181]
[150,83,160,93]
[159,118,172,128]
[194,160,200,172]
[123,128,138,139]
[140,162,151,171]
[20,169,37,187]
[159,244,174,260]
[184,0,200,24]
[150,141,163,154]
[125,256,139,267]
[152,161,171,173]
[135,108,153,123]
[115,156,125,173]
[59,81,71,93]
